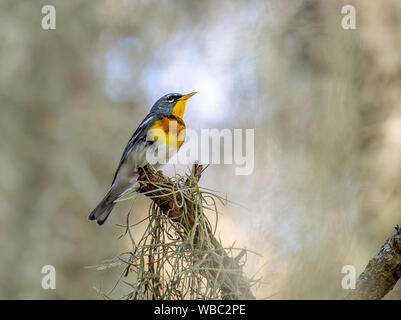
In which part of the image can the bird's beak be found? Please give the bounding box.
[181,92,197,100]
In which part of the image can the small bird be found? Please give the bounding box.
[89,92,196,225]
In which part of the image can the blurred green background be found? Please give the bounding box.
[1,0,401,299]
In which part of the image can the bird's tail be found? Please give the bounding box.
[88,189,118,226]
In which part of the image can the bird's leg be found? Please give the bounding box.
[142,164,159,174]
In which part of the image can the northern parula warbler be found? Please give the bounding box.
[89,92,196,225]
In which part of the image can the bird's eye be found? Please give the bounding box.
[167,97,175,103]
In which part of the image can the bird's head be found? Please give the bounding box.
[150,92,197,118]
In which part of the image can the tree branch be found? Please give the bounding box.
[347,225,401,299]
[137,163,256,300]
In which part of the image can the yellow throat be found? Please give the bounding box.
[171,92,197,118]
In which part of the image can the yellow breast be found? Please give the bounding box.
[148,117,186,150]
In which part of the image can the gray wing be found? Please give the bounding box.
[110,112,158,186]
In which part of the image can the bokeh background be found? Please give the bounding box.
[1,0,401,299]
